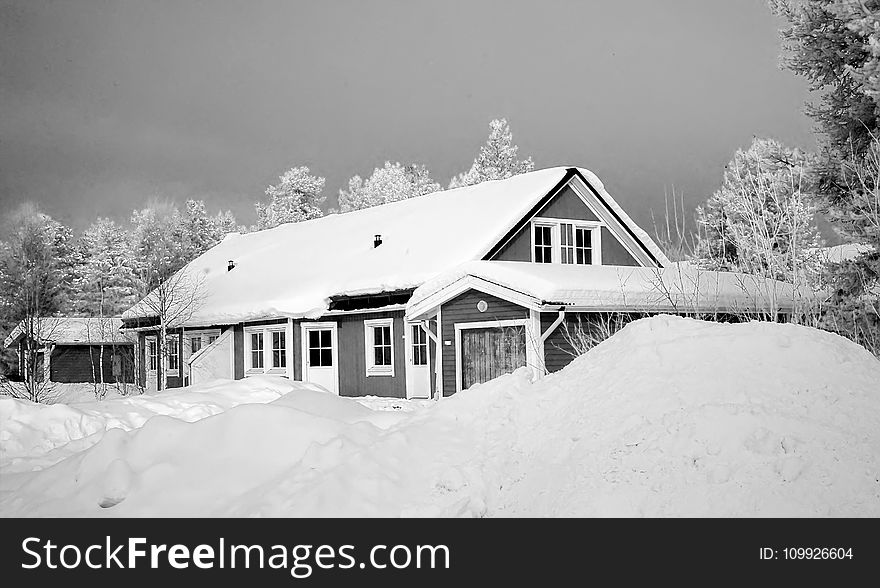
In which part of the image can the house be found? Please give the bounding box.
[3,317,136,385]
[121,166,803,398]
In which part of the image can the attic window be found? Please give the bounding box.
[532,219,602,266]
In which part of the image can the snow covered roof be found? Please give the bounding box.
[124,167,670,326]
[406,261,811,319]
[4,317,132,348]
[808,243,874,264]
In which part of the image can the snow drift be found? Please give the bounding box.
[2,316,878,517]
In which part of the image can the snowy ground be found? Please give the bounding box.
[1,315,878,517]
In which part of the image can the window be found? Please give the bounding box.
[364,318,394,376]
[207,335,218,345]
[531,219,602,266]
[534,224,553,263]
[191,337,202,355]
[166,335,179,375]
[250,332,264,369]
[272,331,286,368]
[147,339,157,371]
[308,329,333,367]
[246,326,288,374]
[411,324,428,366]
[575,226,592,265]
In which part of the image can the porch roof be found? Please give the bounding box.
[405,261,813,320]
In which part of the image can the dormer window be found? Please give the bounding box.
[532,219,602,265]
[534,224,553,263]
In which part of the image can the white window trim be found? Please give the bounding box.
[244,324,289,376]
[146,335,158,373]
[186,329,221,355]
[530,218,603,266]
[364,318,395,377]
[165,334,180,377]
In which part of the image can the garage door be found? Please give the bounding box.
[460,325,527,390]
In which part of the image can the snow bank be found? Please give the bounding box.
[3,317,879,517]
[0,376,321,472]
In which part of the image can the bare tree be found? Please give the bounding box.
[130,269,206,391]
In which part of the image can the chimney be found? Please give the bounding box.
[374,234,382,248]
[227,260,235,272]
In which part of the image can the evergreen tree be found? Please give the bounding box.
[772,0,880,353]
[338,162,440,212]
[448,118,534,188]
[76,217,138,316]
[178,199,239,259]
[255,166,325,230]
[694,138,823,282]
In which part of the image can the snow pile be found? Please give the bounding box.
[0,376,323,472]
[3,316,879,517]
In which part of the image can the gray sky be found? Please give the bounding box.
[0,0,816,233]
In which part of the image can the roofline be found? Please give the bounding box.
[481,168,578,261]
[569,168,663,267]
[406,268,802,321]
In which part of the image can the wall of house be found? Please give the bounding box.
[601,227,639,266]
[49,344,135,384]
[332,310,407,398]
[490,185,640,266]
[439,290,529,396]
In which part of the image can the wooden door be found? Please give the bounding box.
[460,325,526,390]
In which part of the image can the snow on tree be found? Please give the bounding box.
[255,166,326,230]
[448,118,535,188]
[178,199,239,259]
[337,162,441,212]
[76,218,138,316]
[694,138,823,283]
[772,0,880,354]
[0,204,77,402]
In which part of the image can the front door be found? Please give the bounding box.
[405,322,431,399]
[460,325,527,391]
[145,336,158,393]
[302,323,338,395]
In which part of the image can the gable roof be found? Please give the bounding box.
[406,261,810,320]
[4,317,132,348]
[123,166,669,327]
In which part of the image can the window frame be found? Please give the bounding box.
[364,318,395,377]
[530,218,603,266]
[165,334,180,377]
[410,323,429,367]
[244,324,289,376]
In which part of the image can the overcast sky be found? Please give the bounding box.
[0,0,816,233]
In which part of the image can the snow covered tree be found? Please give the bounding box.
[772,0,880,353]
[448,118,535,188]
[338,162,441,212]
[76,218,138,316]
[255,166,325,230]
[178,199,239,260]
[694,138,823,283]
[75,218,139,397]
[0,204,77,401]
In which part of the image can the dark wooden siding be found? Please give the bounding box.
[490,185,643,266]
[49,344,135,384]
[233,324,244,380]
[439,290,528,396]
[601,227,639,266]
[137,332,146,387]
[292,320,302,381]
[536,185,599,220]
[331,311,407,398]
